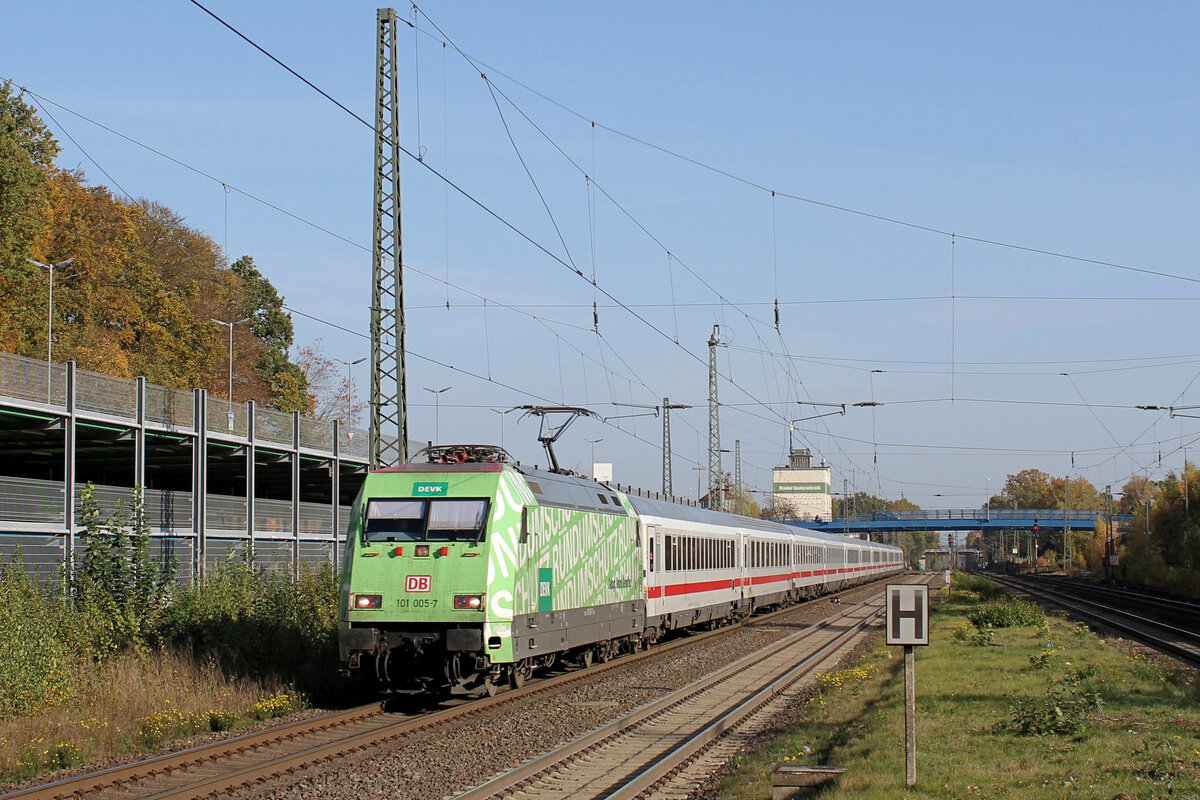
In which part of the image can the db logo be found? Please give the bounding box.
[405,575,431,593]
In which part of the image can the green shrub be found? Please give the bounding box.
[967,597,1045,629]
[1001,685,1102,736]
[0,564,80,717]
[951,573,1004,599]
[75,484,176,654]
[158,562,338,693]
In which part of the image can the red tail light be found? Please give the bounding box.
[454,594,484,610]
[353,594,383,609]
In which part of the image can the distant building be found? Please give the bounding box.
[772,448,832,522]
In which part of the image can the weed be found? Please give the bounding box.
[249,690,307,720]
[1029,645,1062,669]
[1002,683,1102,736]
[967,628,995,647]
[967,597,1045,628]
[206,710,238,732]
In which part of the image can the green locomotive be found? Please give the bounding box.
[338,445,644,695]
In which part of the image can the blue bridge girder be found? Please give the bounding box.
[795,509,1132,535]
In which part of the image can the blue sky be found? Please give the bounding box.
[5,1,1200,508]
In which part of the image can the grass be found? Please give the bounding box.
[715,576,1200,799]
[0,558,335,787]
[0,648,306,784]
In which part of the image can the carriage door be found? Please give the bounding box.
[646,524,659,577]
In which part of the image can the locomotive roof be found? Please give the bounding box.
[511,464,631,516]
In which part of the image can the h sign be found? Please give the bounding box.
[886,584,929,646]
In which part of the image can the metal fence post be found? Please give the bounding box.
[246,399,256,564]
[193,388,208,582]
[292,410,301,580]
[331,418,341,580]
[63,361,77,588]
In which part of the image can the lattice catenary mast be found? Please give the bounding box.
[661,397,691,497]
[369,8,408,468]
[708,325,723,512]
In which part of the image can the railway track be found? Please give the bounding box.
[3,576,923,800]
[985,572,1200,668]
[451,581,927,800]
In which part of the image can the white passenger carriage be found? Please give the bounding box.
[628,494,906,636]
[634,497,746,631]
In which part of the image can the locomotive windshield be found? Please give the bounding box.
[364,498,490,542]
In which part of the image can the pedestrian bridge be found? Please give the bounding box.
[798,508,1130,535]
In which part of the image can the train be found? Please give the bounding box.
[337,445,905,695]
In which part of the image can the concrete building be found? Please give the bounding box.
[772,448,832,522]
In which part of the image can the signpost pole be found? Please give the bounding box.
[905,644,917,786]
[887,583,928,790]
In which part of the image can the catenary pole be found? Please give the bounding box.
[370,7,407,468]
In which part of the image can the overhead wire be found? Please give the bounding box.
[396,14,1200,290]
[15,79,656,410]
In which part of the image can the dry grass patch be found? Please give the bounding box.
[0,648,293,783]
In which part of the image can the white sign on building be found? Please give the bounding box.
[772,449,831,521]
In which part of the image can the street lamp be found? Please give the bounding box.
[423,386,452,443]
[490,407,518,448]
[209,316,252,401]
[332,356,366,425]
[27,256,75,403]
[584,438,603,472]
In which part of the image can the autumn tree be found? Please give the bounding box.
[294,339,365,425]
[227,256,308,412]
[0,81,60,353]
[0,84,311,413]
[725,486,761,518]
[985,469,1101,513]
[831,491,917,517]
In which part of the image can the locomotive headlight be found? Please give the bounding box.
[453,594,484,610]
[353,594,383,609]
